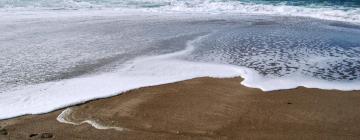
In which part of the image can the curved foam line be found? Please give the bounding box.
[1,32,360,121]
[57,108,125,131]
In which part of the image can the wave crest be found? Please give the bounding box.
[1,0,360,23]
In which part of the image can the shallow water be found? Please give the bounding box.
[0,12,360,119]
[187,18,360,81]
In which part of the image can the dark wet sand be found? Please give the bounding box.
[1,77,360,140]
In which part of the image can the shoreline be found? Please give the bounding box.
[2,13,360,121]
[1,77,360,139]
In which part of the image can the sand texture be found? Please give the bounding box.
[1,77,360,140]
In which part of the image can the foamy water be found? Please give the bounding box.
[57,108,125,131]
[0,33,243,119]
[1,0,360,24]
[0,10,360,120]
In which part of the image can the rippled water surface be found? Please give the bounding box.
[187,19,360,81]
[1,13,360,119]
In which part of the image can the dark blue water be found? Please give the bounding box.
[1,0,359,9]
[240,0,360,7]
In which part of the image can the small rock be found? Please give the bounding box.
[40,133,53,139]
[287,102,292,105]
[0,129,8,135]
[29,133,38,137]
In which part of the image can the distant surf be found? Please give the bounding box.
[0,0,360,24]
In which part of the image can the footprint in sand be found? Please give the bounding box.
[29,133,53,139]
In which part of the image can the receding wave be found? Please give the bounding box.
[1,15,360,120]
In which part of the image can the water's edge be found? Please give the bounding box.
[1,31,360,120]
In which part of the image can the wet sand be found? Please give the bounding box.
[1,77,360,140]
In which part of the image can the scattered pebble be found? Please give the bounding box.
[29,133,38,137]
[0,128,8,135]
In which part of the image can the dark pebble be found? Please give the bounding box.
[287,102,292,105]
[0,129,8,135]
[29,133,38,137]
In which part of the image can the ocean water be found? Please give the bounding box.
[2,0,360,8]
[0,1,360,119]
[1,0,360,23]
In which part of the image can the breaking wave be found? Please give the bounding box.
[1,0,360,23]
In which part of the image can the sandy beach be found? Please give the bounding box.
[1,0,360,139]
[1,77,360,140]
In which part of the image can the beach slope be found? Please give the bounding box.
[1,77,360,140]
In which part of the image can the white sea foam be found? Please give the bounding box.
[0,0,360,24]
[1,33,360,120]
[57,108,125,131]
[0,35,242,120]
[162,1,360,24]
[241,74,360,91]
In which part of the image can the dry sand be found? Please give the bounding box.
[1,77,360,140]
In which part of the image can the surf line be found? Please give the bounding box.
[57,108,126,131]
[55,33,214,129]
